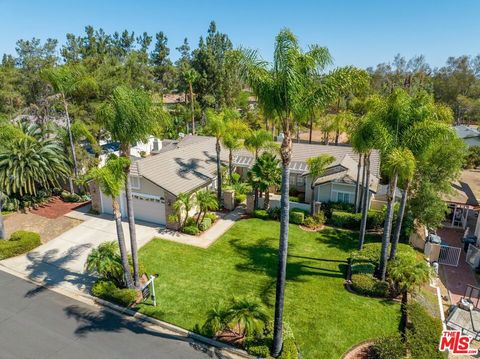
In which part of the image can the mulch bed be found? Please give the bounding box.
[299,224,325,232]
[30,196,90,219]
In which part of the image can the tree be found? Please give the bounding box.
[100,85,167,288]
[85,157,134,289]
[222,118,249,183]
[228,297,269,337]
[239,29,333,356]
[250,153,281,209]
[150,32,175,90]
[195,190,218,224]
[172,192,196,228]
[42,64,98,193]
[183,68,198,133]
[0,122,70,196]
[85,241,124,287]
[306,155,335,213]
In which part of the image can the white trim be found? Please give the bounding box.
[130,175,141,190]
[132,192,162,201]
[100,190,104,213]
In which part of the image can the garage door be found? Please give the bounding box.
[101,193,119,216]
[131,193,166,225]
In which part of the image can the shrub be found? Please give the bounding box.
[267,207,281,220]
[350,243,416,267]
[330,210,383,230]
[304,211,325,229]
[289,210,304,225]
[184,217,196,227]
[235,192,246,204]
[61,191,80,203]
[204,212,217,223]
[350,273,389,297]
[199,218,212,231]
[371,336,405,359]
[289,196,300,203]
[406,302,445,359]
[182,225,200,236]
[351,262,376,275]
[0,231,41,260]
[91,279,137,307]
[244,337,271,358]
[278,338,298,359]
[253,209,269,220]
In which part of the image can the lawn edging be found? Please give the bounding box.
[340,338,376,359]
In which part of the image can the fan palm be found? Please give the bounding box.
[99,85,167,288]
[85,157,134,289]
[196,190,218,224]
[238,29,334,355]
[306,154,335,213]
[250,153,281,209]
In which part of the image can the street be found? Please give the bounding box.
[0,271,210,359]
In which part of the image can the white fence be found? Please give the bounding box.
[438,245,462,267]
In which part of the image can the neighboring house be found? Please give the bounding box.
[454,125,480,147]
[162,93,186,106]
[95,137,164,166]
[91,135,382,227]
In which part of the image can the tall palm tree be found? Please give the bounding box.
[196,190,219,224]
[244,129,275,209]
[306,155,335,213]
[222,119,249,183]
[250,153,281,209]
[42,64,97,193]
[183,68,198,134]
[0,123,70,196]
[100,85,167,288]
[85,157,134,289]
[239,29,334,356]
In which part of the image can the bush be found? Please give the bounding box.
[0,231,41,260]
[351,262,376,275]
[371,336,405,359]
[182,225,201,236]
[203,212,217,223]
[184,217,196,227]
[330,210,383,230]
[304,211,325,229]
[350,242,416,267]
[267,207,281,220]
[278,338,298,359]
[235,192,246,204]
[289,210,305,225]
[253,209,270,220]
[61,191,80,203]
[289,196,300,203]
[244,337,271,358]
[350,273,389,298]
[199,218,212,231]
[91,279,137,307]
[406,302,445,359]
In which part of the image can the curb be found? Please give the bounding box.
[0,263,252,359]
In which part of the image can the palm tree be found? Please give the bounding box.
[0,123,70,196]
[99,85,167,288]
[250,153,281,209]
[389,252,431,331]
[85,157,134,289]
[85,241,124,287]
[239,29,333,356]
[244,129,275,209]
[183,68,198,134]
[222,119,249,183]
[306,154,335,213]
[228,297,269,337]
[42,64,97,193]
[173,192,196,228]
[196,190,219,224]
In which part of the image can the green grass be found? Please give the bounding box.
[138,219,400,359]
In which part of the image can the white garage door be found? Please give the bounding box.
[101,193,120,216]
[131,193,166,225]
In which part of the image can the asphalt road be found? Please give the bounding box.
[0,270,210,359]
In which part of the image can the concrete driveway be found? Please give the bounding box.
[0,206,161,294]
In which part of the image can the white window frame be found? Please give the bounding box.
[130,176,140,190]
[333,190,352,204]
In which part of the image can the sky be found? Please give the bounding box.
[1,0,479,69]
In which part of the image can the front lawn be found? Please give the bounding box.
[138,219,400,358]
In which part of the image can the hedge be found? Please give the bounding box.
[289,210,305,225]
[61,191,81,203]
[244,337,271,358]
[278,337,298,359]
[0,231,41,260]
[182,225,201,236]
[91,279,137,307]
[350,273,389,298]
[199,218,212,231]
[371,336,405,359]
[406,302,445,359]
[252,209,270,220]
[203,212,217,222]
[330,210,383,230]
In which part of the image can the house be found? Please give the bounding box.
[162,93,186,105]
[91,135,382,227]
[454,125,480,147]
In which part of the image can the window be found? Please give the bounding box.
[296,175,304,186]
[130,176,140,190]
[337,192,351,203]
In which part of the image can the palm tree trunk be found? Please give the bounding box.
[189,82,195,134]
[264,190,270,210]
[229,149,233,184]
[379,173,398,281]
[62,93,78,194]
[122,144,140,288]
[390,181,409,260]
[358,156,367,212]
[216,139,222,205]
[309,115,313,144]
[354,154,362,213]
[0,195,6,240]
[358,153,370,250]
[272,130,292,358]
[112,198,134,289]
[400,290,408,335]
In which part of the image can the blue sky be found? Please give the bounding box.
[1,0,479,68]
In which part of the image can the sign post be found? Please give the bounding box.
[141,275,157,306]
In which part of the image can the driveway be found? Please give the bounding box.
[0,205,161,294]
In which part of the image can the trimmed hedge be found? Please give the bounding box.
[289,210,305,225]
[0,231,41,260]
[244,337,271,358]
[252,209,270,220]
[330,210,383,230]
[203,212,217,222]
[278,337,298,359]
[91,279,137,307]
[182,225,201,236]
[199,218,212,231]
[406,302,445,359]
[350,273,389,298]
